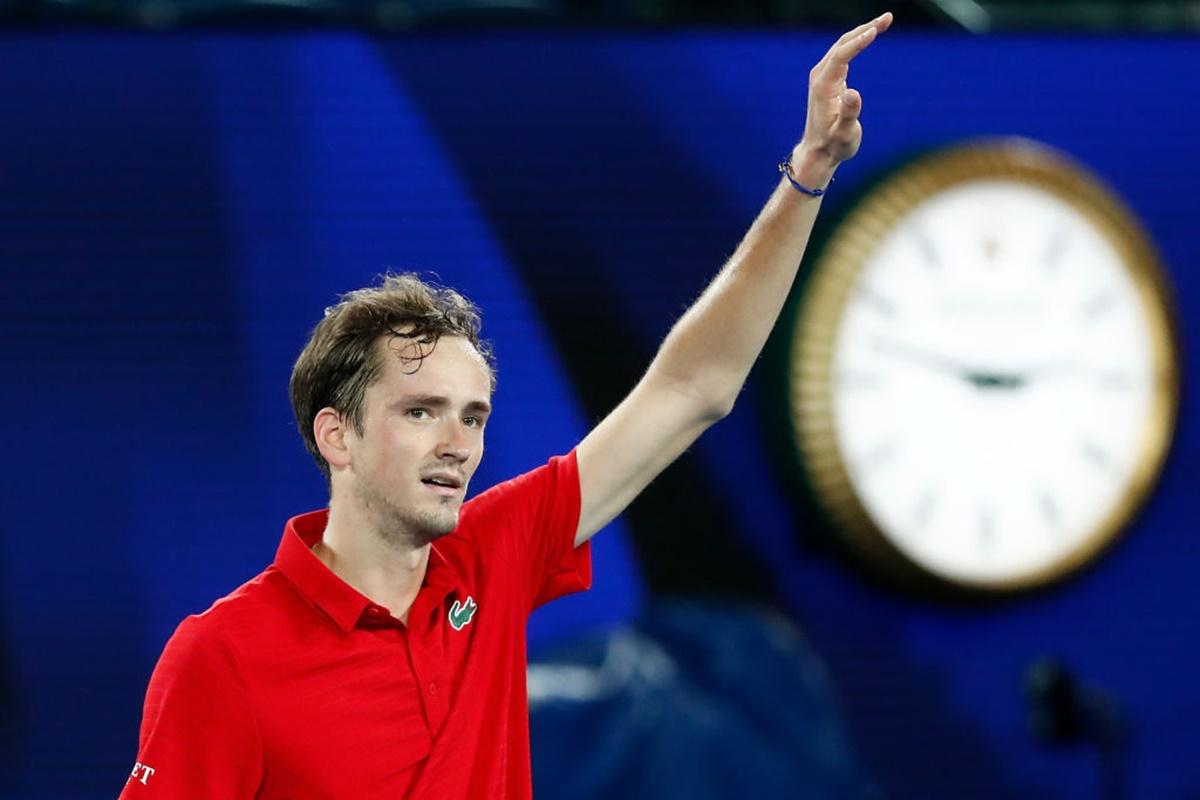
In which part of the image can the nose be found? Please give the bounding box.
[436,420,471,463]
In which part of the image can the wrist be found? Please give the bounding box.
[788,144,839,190]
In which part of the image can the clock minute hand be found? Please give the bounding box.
[873,336,1028,391]
[872,336,978,381]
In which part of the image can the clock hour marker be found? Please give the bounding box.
[1082,288,1120,320]
[855,285,898,318]
[1096,369,1133,391]
[907,221,941,269]
[980,235,1001,263]
[1040,226,1069,271]
[835,369,883,390]
[910,490,936,532]
[1081,439,1116,474]
[1038,489,1061,532]
[851,441,897,477]
[978,507,995,548]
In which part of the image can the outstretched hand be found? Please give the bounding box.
[798,12,892,170]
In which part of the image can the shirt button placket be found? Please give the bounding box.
[407,618,447,733]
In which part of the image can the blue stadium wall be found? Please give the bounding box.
[0,30,1197,798]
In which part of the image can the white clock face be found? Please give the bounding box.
[830,178,1163,585]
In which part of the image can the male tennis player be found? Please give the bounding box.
[122,13,892,798]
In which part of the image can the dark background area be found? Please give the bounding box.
[5,0,1200,31]
[1,24,1198,799]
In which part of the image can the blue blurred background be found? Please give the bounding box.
[1,11,1198,800]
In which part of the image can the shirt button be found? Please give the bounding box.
[428,682,438,696]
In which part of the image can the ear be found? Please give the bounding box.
[313,407,353,473]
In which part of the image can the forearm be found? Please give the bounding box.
[648,146,838,416]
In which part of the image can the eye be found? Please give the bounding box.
[407,408,431,420]
[463,415,482,428]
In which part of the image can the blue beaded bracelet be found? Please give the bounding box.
[778,154,831,197]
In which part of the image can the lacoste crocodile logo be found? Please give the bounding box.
[449,596,478,631]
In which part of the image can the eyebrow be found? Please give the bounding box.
[392,394,492,415]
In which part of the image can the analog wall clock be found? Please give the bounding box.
[783,138,1180,594]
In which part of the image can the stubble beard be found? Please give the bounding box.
[353,473,460,550]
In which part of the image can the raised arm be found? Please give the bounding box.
[574,13,893,546]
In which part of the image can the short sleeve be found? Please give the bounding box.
[458,450,592,612]
[119,616,263,798]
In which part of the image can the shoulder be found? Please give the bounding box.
[443,452,583,593]
[459,451,578,524]
[197,568,287,622]
[168,568,296,659]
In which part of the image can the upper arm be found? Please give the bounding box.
[120,618,263,798]
[574,368,727,546]
[459,453,592,610]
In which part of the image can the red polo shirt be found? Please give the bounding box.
[122,452,590,799]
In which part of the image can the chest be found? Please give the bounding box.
[242,575,527,798]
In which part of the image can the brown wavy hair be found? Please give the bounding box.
[289,272,495,481]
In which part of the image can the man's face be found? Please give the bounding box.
[344,334,492,546]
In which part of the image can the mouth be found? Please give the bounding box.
[420,473,464,497]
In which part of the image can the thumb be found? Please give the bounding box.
[840,88,863,120]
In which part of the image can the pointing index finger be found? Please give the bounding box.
[835,11,892,48]
[821,12,892,70]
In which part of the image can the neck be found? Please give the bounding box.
[315,494,431,624]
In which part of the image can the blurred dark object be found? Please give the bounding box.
[921,0,1200,31]
[5,0,571,27]
[528,601,881,800]
[3,0,1198,29]
[10,0,566,28]
[1025,658,1128,800]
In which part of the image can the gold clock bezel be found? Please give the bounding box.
[787,137,1181,595]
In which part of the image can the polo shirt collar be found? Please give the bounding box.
[274,509,463,633]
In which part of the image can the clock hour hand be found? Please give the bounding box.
[974,359,1082,388]
[963,371,1026,390]
[1020,359,1082,382]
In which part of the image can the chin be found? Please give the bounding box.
[413,508,462,543]
[425,526,456,543]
